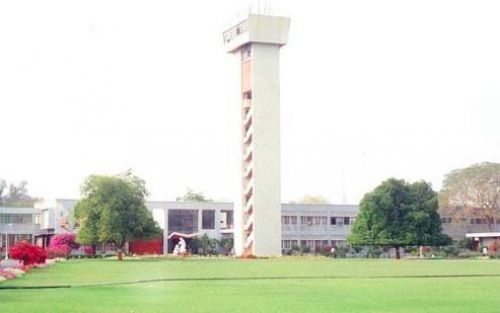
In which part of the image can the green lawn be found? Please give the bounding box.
[1,257,500,313]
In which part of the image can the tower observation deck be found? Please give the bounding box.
[223,14,290,257]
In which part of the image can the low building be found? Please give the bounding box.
[465,232,500,250]
[5,198,494,255]
[281,204,357,251]
[33,199,77,247]
[440,217,500,241]
[150,202,358,253]
[24,199,360,254]
[0,207,40,256]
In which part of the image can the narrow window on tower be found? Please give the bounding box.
[241,45,252,62]
[242,91,252,109]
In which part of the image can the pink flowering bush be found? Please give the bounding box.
[47,233,77,259]
[46,245,72,259]
[83,246,95,255]
[49,233,77,249]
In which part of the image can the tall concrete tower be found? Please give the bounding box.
[223,14,290,257]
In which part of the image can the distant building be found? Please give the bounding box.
[0,207,40,256]
[4,199,495,256]
[150,201,357,254]
[1,199,359,255]
[465,232,500,250]
[281,204,358,250]
[440,216,500,240]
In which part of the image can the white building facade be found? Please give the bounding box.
[8,199,358,255]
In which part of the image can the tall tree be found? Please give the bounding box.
[440,162,500,231]
[176,188,211,202]
[0,179,35,207]
[74,172,161,260]
[348,178,450,259]
[7,181,30,202]
[0,179,6,199]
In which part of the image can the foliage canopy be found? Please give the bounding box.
[291,195,329,205]
[74,172,161,250]
[176,188,211,202]
[440,162,500,231]
[349,178,450,253]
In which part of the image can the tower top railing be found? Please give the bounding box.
[223,14,290,53]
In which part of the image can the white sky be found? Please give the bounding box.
[1,0,499,204]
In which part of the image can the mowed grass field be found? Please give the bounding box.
[1,258,500,313]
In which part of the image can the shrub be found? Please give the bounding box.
[457,250,482,258]
[9,241,47,265]
[488,240,500,253]
[195,234,219,256]
[220,238,234,256]
[282,249,292,255]
[321,245,333,257]
[441,245,460,257]
[83,246,95,256]
[47,233,77,259]
[49,233,77,249]
[46,246,71,259]
[456,237,474,250]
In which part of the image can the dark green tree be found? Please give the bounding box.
[348,178,450,259]
[74,171,161,260]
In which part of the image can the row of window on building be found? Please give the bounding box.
[281,215,354,226]
[0,214,35,224]
[440,217,500,224]
[1,234,32,248]
[167,209,233,234]
[281,239,347,249]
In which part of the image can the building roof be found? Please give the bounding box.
[466,232,500,238]
[31,199,359,213]
[0,207,39,214]
[282,203,358,210]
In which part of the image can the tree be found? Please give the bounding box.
[348,178,450,259]
[0,179,35,207]
[440,162,500,231]
[74,172,161,260]
[176,188,211,202]
[291,195,329,205]
[0,179,6,201]
[8,181,29,202]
